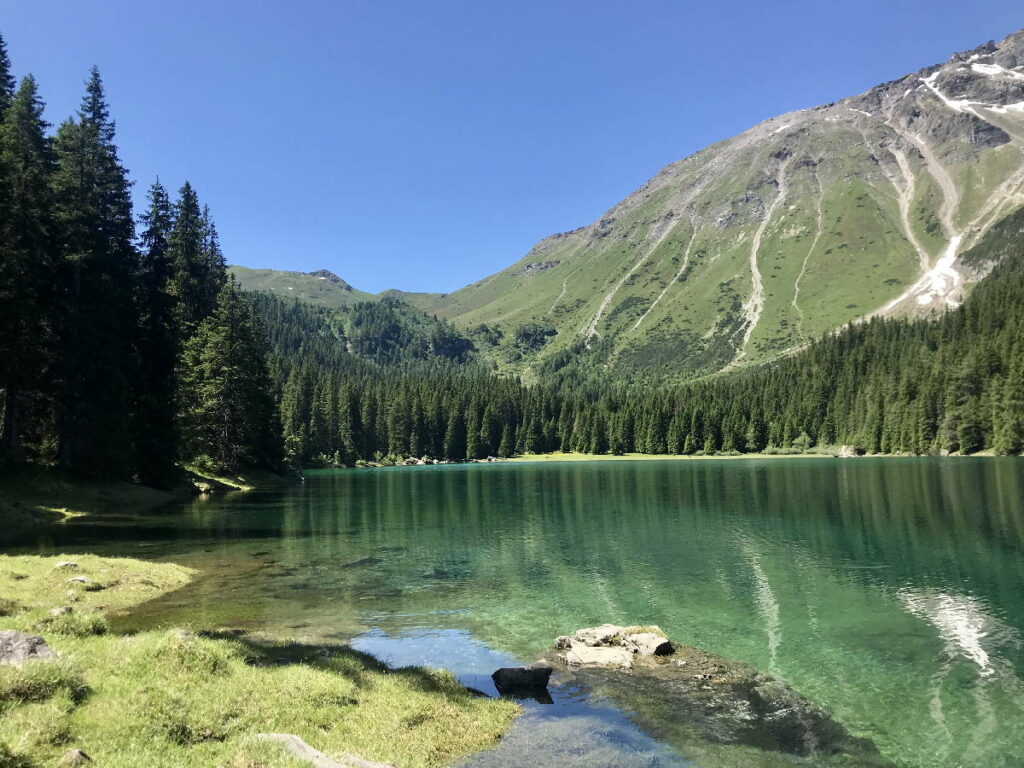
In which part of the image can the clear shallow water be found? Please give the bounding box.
[24,458,1024,767]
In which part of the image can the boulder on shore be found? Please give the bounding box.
[0,630,57,665]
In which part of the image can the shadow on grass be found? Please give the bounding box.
[198,629,491,707]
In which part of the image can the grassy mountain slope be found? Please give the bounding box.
[232,29,1024,384]
[425,29,1024,381]
[229,266,377,309]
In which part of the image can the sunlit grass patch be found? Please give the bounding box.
[0,555,519,767]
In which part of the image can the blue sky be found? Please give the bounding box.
[2,1,1021,293]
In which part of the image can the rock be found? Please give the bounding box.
[252,734,396,768]
[49,606,74,617]
[59,749,92,766]
[67,576,92,585]
[573,623,624,647]
[54,560,79,570]
[563,642,633,669]
[836,445,864,458]
[548,625,892,764]
[622,631,674,657]
[0,630,57,665]
[492,661,553,696]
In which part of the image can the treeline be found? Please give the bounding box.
[0,34,279,483]
[266,207,1024,464]
[3,28,1021,482]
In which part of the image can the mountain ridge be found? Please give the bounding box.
[233,27,1024,382]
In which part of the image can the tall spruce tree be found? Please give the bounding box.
[51,68,138,476]
[0,76,55,460]
[0,33,14,117]
[178,280,281,471]
[133,180,178,484]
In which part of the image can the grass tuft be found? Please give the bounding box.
[0,659,88,708]
[29,609,108,638]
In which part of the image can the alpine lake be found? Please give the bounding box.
[22,458,1024,767]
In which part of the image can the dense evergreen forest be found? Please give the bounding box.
[266,207,1024,465]
[1,29,1021,486]
[0,35,279,484]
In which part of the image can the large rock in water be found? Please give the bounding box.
[549,625,893,766]
[553,624,674,670]
[492,661,553,697]
[0,630,56,665]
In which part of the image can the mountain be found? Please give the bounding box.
[228,266,377,309]
[234,29,1024,383]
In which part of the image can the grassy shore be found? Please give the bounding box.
[0,464,295,544]
[0,554,518,768]
[504,450,836,463]
[0,467,180,543]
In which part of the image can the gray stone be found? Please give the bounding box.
[67,576,92,585]
[253,734,396,768]
[0,630,56,665]
[59,749,92,766]
[548,625,893,764]
[49,606,74,617]
[572,623,624,647]
[492,661,553,696]
[622,631,674,657]
[563,642,633,669]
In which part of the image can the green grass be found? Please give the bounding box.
[229,266,376,310]
[0,467,178,542]
[0,555,519,768]
[183,464,290,492]
[504,451,835,463]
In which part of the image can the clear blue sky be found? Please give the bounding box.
[2,1,1021,293]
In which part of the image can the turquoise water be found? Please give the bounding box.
[27,458,1024,766]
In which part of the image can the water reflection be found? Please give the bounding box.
[21,457,1024,767]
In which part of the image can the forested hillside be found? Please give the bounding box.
[260,206,1024,464]
[0,34,280,483]
[2,26,1022,489]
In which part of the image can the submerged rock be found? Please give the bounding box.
[0,630,57,665]
[548,625,893,765]
[492,661,553,698]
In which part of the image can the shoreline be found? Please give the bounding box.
[0,553,519,767]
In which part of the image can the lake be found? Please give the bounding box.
[24,458,1024,767]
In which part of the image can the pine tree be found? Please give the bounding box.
[178,281,280,470]
[52,68,138,477]
[0,76,55,460]
[497,424,513,458]
[168,182,216,332]
[0,33,15,117]
[133,180,178,484]
[443,408,466,460]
